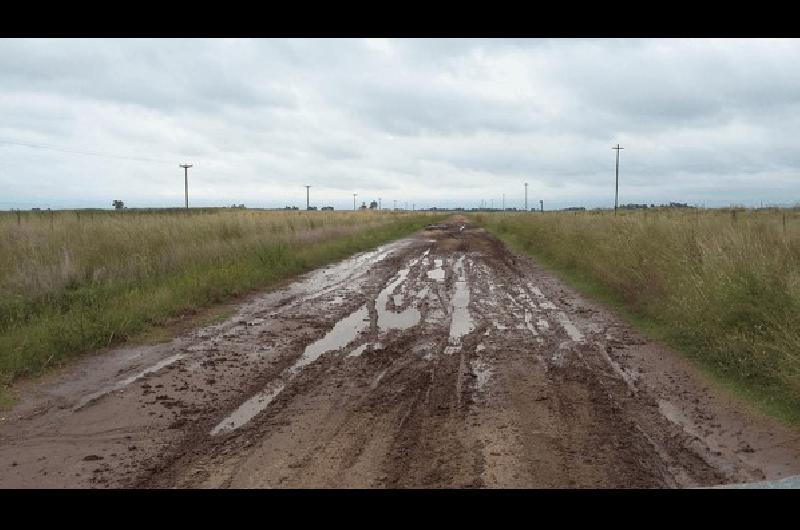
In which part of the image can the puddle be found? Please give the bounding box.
[427,259,445,281]
[445,256,474,354]
[211,381,285,435]
[347,343,369,358]
[553,312,584,342]
[376,263,422,331]
[212,305,370,435]
[73,353,186,411]
[290,305,370,375]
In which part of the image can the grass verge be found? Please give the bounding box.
[0,212,441,407]
[473,209,800,427]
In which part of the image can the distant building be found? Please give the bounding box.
[321,206,334,211]
[563,207,586,211]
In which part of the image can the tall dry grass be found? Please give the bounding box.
[476,208,800,421]
[0,209,440,390]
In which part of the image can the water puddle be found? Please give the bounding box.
[73,353,186,412]
[347,343,369,358]
[211,381,286,435]
[212,304,370,435]
[376,263,422,331]
[445,256,474,354]
[554,311,584,342]
[427,259,445,281]
[289,305,369,375]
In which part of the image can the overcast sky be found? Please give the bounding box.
[1,38,799,210]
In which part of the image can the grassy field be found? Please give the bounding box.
[474,207,800,425]
[0,209,441,403]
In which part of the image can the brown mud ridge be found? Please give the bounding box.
[2,216,799,488]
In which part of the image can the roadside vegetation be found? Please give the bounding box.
[475,208,800,425]
[0,209,441,403]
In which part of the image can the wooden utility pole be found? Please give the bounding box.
[612,145,623,215]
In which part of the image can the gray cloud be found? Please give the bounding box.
[1,38,799,210]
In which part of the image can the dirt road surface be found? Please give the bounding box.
[2,216,799,488]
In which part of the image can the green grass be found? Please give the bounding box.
[473,208,800,427]
[0,209,442,405]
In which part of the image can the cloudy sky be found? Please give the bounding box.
[1,38,799,210]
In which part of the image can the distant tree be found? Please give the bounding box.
[112,200,124,210]
[369,200,378,209]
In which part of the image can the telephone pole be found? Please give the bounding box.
[613,144,624,215]
[180,163,193,209]
[353,193,358,211]
[524,182,528,211]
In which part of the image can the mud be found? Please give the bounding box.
[1,216,799,488]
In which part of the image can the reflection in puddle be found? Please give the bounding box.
[445,256,474,354]
[73,353,186,412]
[554,311,584,343]
[376,263,422,331]
[212,305,369,435]
[290,305,369,375]
[211,381,286,435]
[427,259,445,281]
[348,343,369,358]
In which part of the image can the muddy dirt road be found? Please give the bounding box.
[2,216,799,488]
